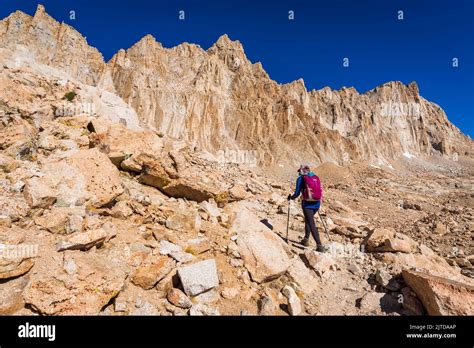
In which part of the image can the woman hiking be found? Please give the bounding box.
[287,165,328,252]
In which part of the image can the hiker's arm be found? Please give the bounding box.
[288,176,302,200]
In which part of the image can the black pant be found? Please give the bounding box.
[303,206,322,246]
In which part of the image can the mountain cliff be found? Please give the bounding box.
[108,33,471,165]
[1,5,472,166]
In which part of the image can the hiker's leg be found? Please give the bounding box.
[302,206,311,240]
[304,207,322,246]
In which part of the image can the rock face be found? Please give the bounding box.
[0,5,111,87]
[402,270,474,315]
[1,6,471,167]
[108,35,472,166]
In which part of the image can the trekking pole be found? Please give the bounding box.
[318,210,332,242]
[286,200,291,244]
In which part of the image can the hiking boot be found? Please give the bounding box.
[316,244,328,253]
[300,237,310,247]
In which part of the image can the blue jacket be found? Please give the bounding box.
[290,172,321,209]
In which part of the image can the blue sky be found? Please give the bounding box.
[1,0,473,137]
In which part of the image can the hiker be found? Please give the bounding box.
[287,165,327,252]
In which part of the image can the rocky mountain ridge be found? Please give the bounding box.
[1,5,472,167]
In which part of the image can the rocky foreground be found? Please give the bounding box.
[0,113,473,316]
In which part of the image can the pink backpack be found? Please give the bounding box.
[302,175,323,201]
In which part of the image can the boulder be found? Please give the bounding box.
[169,250,195,264]
[33,208,70,234]
[23,176,57,208]
[185,238,211,255]
[304,250,337,277]
[158,240,196,264]
[22,149,122,209]
[158,240,184,255]
[66,148,123,208]
[177,259,219,296]
[110,201,133,219]
[24,252,127,315]
[282,285,303,316]
[375,268,401,291]
[258,294,278,315]
[34,161,88,207]
[402,270,474,315]
[199,200,221,219]
[56,228,115,251]
[189,303,220,316]
[221,286,240,300]
[0,154,19,173]
[0,258,34,280]
[167,288,193,309]
[232,208,290,283]
[0,276,28,314]
[364,228,417,253]
[88,122,163,165]
[131,255,175,290]
[358,292,384,313]
[166,210,201,232]
[382,238,412,253]
[375,251,470,284]
[401,286,425,315]
[0,196,29,221]
[123,152,229,204]
[0,228,35,280]
[229,185,249,200]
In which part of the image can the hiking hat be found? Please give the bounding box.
[297,164,311,175]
